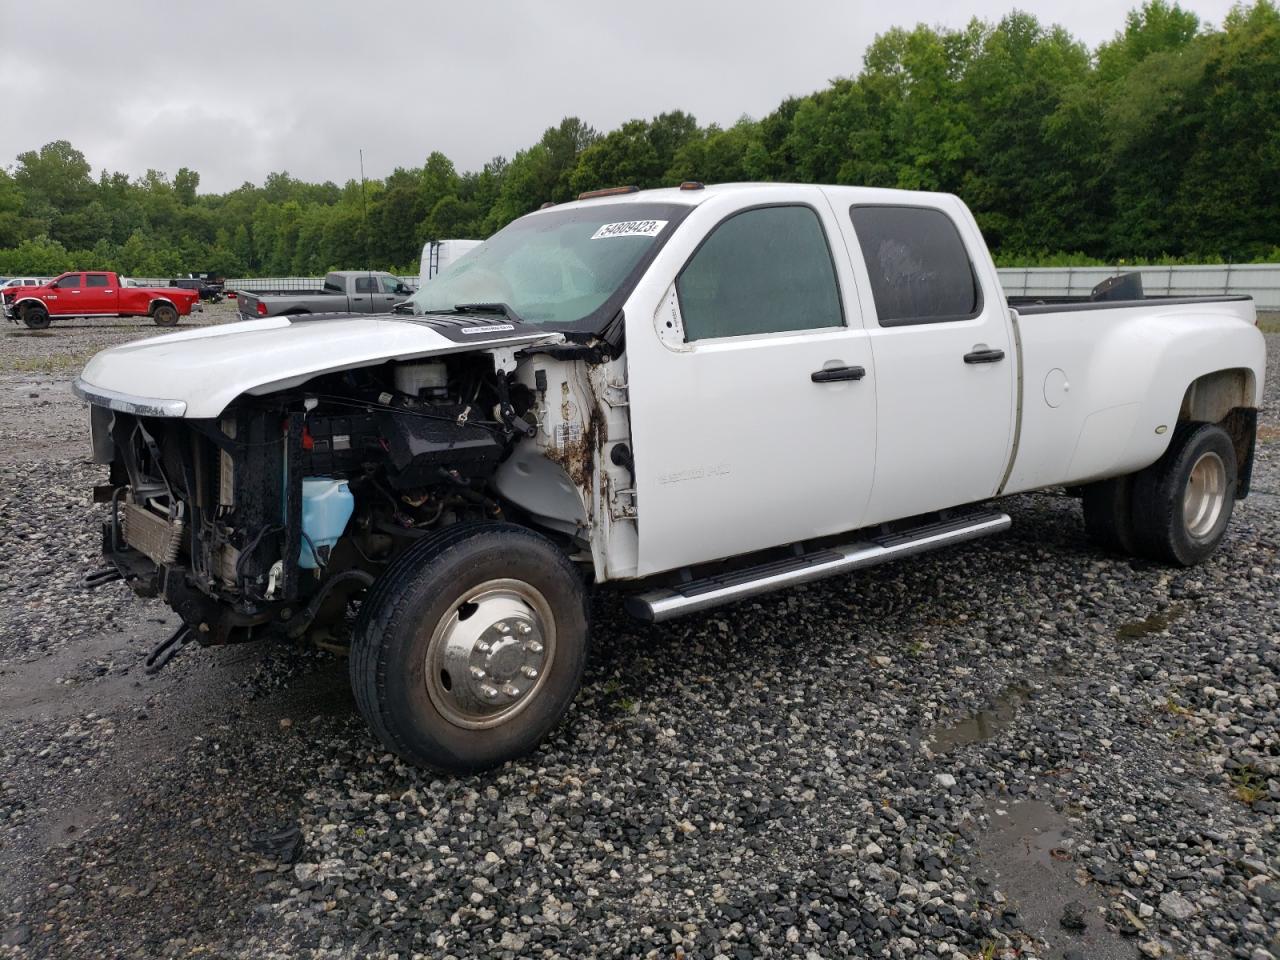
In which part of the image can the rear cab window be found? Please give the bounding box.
[677,204,844,341]
[86,274,110,288]
[849,205,981,326]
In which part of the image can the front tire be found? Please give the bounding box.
[350,522,589,773]
[1131,422,1236,566]
[152,303,179,326]
[21,304,51,330]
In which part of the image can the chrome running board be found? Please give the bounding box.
[625,511,1011,623]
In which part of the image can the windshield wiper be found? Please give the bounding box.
[453,302,525,324]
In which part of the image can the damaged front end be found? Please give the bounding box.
[81,351,543,649]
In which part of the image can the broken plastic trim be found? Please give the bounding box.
[72,377,187,418]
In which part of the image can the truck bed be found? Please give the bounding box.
[1008,293,1253,314]
[242,289,330,298]
[1003,293,1260,496]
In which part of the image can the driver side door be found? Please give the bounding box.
[627,196,878,576]
[43,273,83,315]
[377,275,406,312]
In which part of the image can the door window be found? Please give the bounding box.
[848,206,980,326]
[354,276,378,294]
[86,274,109,287]
[54,274,81,289]
[677,205,843,341]
[380,276,403,294]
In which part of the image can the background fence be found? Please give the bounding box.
[126,276,424,292]
[996,263,1280,310]
[128,264,1280,310]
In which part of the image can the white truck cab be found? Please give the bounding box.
[74,183,1265,771]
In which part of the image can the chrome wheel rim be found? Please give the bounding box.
[1183,451,1227,540]
[424,579,555,730]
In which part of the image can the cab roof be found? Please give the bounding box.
[538,181,962,216]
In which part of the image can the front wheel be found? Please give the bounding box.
[152,303,179,326]
[1131,422,1237,566]
[350,523,589,772]
[21,304,51,330]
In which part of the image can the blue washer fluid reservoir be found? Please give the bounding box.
[299,477,355,569]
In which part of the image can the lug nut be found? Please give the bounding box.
[521,666,538,679]
[501,683,521,697]
[477,641,491,652]
[480,684,499,699]
[517,622,532,635]
[526,641,544,654]
[470,666,486,679]
[496,622,510,634]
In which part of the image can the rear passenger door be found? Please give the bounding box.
[838,201,1015,523]
[81,272,117,314]
[351,275,379,313]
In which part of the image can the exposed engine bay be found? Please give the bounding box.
[94,351,599,647]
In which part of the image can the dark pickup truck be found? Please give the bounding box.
[236,271,412,318]
[170,277,224,303]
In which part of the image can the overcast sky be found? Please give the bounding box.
[0,0,1241,193]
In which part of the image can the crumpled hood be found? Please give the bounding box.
[74,312,562,418]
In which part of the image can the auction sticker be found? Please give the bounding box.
[590,219,668,240]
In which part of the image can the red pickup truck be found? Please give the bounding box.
[3,271,202,330]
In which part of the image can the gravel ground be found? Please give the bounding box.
[0,306,1276,960]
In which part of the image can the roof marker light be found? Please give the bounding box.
[576,185,640,201]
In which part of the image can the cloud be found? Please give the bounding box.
[0,0,1241,192]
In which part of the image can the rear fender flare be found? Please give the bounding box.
[1066,319,1265,482]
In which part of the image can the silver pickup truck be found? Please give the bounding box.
[236,271,413,318]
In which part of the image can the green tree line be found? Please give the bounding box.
[1,1,1276,279]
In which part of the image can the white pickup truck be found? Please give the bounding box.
[73,183,1266,772]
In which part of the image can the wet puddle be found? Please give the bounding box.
[921,604,1187,754]
[1116,603,1185,641]
[978,801,1133,960]
[923,681,1034,754]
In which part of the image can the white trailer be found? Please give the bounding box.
[419,239,483,282]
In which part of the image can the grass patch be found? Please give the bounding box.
[1258,312,1280,334]
[3,353,93,374]
[1231,766,1268,807]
